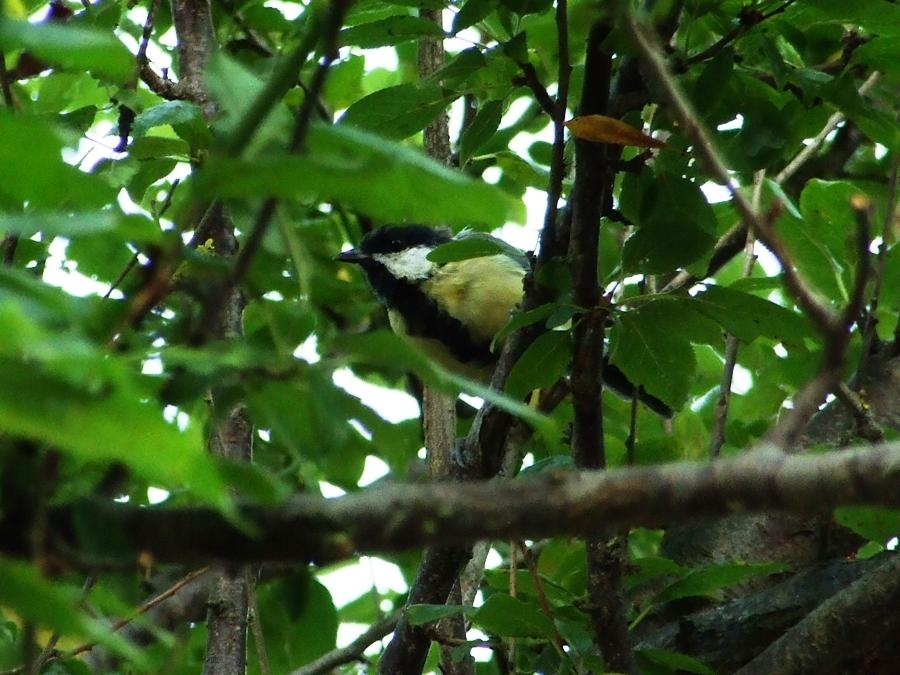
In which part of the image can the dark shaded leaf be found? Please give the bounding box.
[472,594,554,638]
[340,15,443,48]
[459,99,504,166]
[339,83,457,139]
[505,330,570,399]
[406,604,467,625]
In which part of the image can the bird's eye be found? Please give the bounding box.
[391,239,402,249]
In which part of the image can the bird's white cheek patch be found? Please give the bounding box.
[374,246,435,281]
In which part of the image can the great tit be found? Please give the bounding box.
[336,225,526,380]
[337,225,672,416]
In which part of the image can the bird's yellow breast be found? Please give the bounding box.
[421,254,526,344]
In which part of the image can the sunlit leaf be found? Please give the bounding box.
[192,122,520,227]
[0,112,115,210]
[0,20,134,84]
[834,506,900,544]
[0,559,148,667]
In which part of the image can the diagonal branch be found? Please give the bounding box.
[735,549,900,675]
[619,7,874,451]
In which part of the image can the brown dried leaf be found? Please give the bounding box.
[565,114,669,149]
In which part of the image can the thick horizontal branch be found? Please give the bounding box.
[34,443,900,566]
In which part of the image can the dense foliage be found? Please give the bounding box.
[1,0,899,672]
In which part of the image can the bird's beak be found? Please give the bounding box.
[334,248,367,263]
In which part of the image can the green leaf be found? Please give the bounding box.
[624,556,686,591]
[636,648,717,675]
[654,561,788,603]
[504,0,553,16]
[132,100,208,147]
[426,47,487,87]
[340,16,444,48]
[482,570,575,607]
[0,559,148,667]
[0,211,160,242]
[834,506,900,543]
[692,285,811,345]
[493,303,559,344]
[608,302,699,410]
[0,19,134,84]
[776,179,868,302]
[782,0,900,36]
[256,575,338,673]
[453,0,499,33]
[621,174,717,273]
[471,594,555,638]
[339,83,457,139]
[192,122,519,227]
[246,371,369,488]
[333,331,557,438]
[406,604,467,626]
[505,330,570,399]
[494,150,550,189]
[204,52,293,157]
[460,99,504,166]
[0,357,227,506]
[0,111,115,210]
[427,233,524,263]
[763,178,802,219]
[818,75,900,152]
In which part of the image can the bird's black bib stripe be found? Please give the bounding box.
[357,258,494,365]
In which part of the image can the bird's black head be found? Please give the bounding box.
[356,225,452,255]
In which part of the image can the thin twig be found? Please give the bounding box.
[625,395,638,465]
[0,53,15,108]
[287,613,400,675]
[514,61,556,118]
[139,64,185,100]
[860,155,899,369]
[4,568,212,674]
[516,542,567,658]
[136,0,160,67]
[540,0,571,237]
[228,0,350,289]
[834,382,884,443]
[710,172,762,458]
[661,72,879,296]
[245,567,270,675]
[685,0,797,65]
[764,194,873,450]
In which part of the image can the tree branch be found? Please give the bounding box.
[289,612,399,675]
[636,554,890,672]
[379,11,469,672]
[567,17,634,672]
[619,7,876,452]
[735,551,900,675]
[31,441,900,567]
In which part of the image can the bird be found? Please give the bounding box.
[335,224,527,381]
[336,224,672,416]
